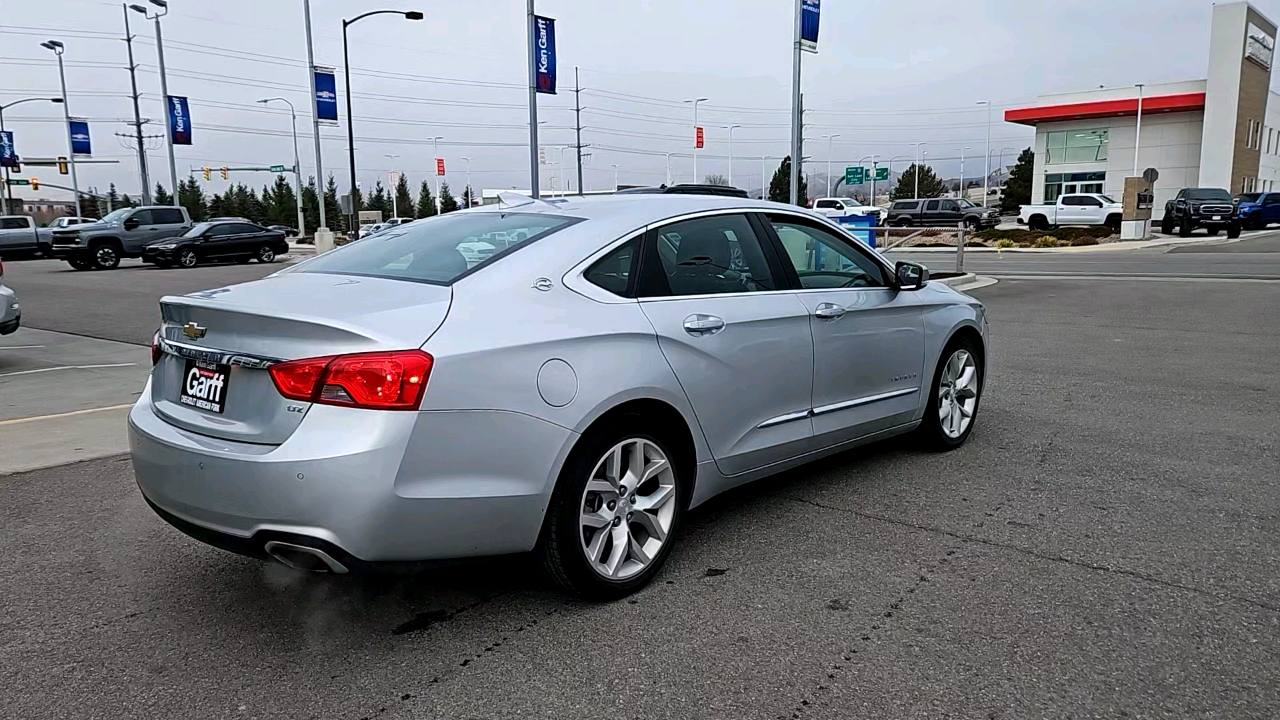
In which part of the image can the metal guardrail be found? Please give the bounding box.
[845,225,971,274]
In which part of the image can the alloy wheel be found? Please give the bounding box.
[94,245,119,269]
[258,246,275,263]
[579,438,676,580]
[937,349,979,439]
[179,249,197,268]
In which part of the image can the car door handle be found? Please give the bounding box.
[683,314,725,335]
[814,303,846,320]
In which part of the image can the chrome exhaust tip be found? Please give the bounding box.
[263,540,349,574]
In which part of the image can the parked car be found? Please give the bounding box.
[0,258,19,335]
[267,224,300,238]
[47,216,95,230]
[812,197,886,224]
[1161,188,1240,237]
[1018,193,1123,231]
[130,194,988,599]
[886,197,1000,229]
[141,220,288,268]
[615,183,750,198]
[1233,191,1280,230]
[357,223,386,239]
[0,215,54,256]
[51,206,192,270]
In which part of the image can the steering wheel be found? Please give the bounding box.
[796,270,869,288]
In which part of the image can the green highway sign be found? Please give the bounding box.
[844,166,865,185]
[7,179,30,186]
[874,167,889,181]
[269,165,286,173]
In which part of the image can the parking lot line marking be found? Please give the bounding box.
[0,403,136,427]
[0,345,46,350]
[0,362,138,379]
[985,274,1280,283]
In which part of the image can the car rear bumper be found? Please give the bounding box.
[0,285,18,334]
[128,384,577,564]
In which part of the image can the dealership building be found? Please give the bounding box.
[1004,1,1277,218]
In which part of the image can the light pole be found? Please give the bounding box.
[1133,83,1145,178]
[996,147,1018,193]
[428,135,443,212]
[611,163,619,191]
[259,98,307,235]
[684,97,708,183]
[302,0,329,238]
[0,97,62,213]
[559,146,572,196]
[762,156,772,201]
[978,100,992,206]
[38,41,81,217]
[664,153,673,186]
[343,9,424,227]
[910,142,926,199]
[959,146,970,200]
[383,154,400,217]
[822,134,841,196]
[460,156,471,207]
[129,1,176,205]
[121,4,150,206]
[723,125,741,187]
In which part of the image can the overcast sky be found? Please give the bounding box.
[3,0,1277,203]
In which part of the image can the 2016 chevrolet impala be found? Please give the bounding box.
[129,193,988,599]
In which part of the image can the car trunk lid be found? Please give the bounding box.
[151,272,451,444]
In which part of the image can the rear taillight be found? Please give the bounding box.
[0,258,5,277]
[151,331,163,365]
[269,350,433,411]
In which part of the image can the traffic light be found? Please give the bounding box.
[220,166,228,180]
[30,178,39,191]
[57,157,69,175]
[203,167,210,181]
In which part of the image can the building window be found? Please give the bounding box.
[1046,129,1109,164]
[1268,128,1273,154]
[1044,172,1106,202]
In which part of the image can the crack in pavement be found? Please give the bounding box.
[787,496,1280,613]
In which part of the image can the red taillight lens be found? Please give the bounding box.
[269,350,432,411]
[0,258,5,277]
[151,331,163,365]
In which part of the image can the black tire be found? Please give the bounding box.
[1028,215,1049,231]
[1178,219,1193,238]
[894,218,913,227]
[1207,228,1220,236]
[36,242,52,257]
[256,245,276,263]
[917,335,984,452]
[540,418,687,600]
[68,257,91,271]
[1105,215,1122,232]
[1161,217,1173,235]
[963,217,980,231]
[90,243,120,270]
[177,248,198,268]
[1227,222,1242,239]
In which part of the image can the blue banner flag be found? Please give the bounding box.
[69,120,91,155]
[534,15,557,95]
[0,131,16,168]
[314,66,339,125]
[167,95,192,145]
[800,0,821,53]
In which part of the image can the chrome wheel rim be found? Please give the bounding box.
[96,247,117,266]
[179,251,196,267]
[579,438,676,580]
[938,349,979,439]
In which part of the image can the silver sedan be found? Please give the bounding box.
[129,194,987,599]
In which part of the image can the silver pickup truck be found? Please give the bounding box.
[0,216,55,257]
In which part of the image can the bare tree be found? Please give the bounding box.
[704,174,729,186]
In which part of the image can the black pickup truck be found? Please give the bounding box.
[886,197,1000,229]
[1161,188,1240,238]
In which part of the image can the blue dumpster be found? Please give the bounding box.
[833,214,876,248]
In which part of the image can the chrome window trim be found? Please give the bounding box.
[562,228,649,304]
[159,337,283,369]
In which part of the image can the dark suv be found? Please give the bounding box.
[615,183,750,198]
[886,197,999,229]
[1161,188,1240,238]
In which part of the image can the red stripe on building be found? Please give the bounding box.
[1004,92,1207,126]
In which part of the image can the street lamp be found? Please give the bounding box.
[664,152,673,187]
[258,98,307,236]
[301,0,329,238]
[129,1,177,206]
[382,153,400,217]
[822,134,841,196]
[611,163,619,192]
[684,97,708,182]
[460,156,471,207]
[559,146,572,196]
[910,142,927,199]
[343,9,424,226]
[39,40,81,217]
[762,156,772,201]
[0,97,62,213]
[722,125,741,187]
[959,146,971,201]
[978,100,992,206]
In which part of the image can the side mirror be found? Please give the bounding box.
[895,261,928,290]
[122,218,139,230]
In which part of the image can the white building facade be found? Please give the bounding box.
[1005,2,1276,219]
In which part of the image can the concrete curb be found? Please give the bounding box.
[884,229,1271,254]
[934,273,999,292]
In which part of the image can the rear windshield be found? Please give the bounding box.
[1185,189,1233,201]
[296,212,580,285]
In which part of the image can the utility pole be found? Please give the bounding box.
[302,0,329,241]
[146,1,178,205]
[574,67,584,196]
[40,40,81,217]
[122,4,151,205]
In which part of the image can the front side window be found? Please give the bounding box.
[129,210,154,225]
[648,214,777,297]
[0,218,27,230]
[99,208,131,224]
[297,212,579,285]
[770,218,886,289]
[941,201,960,212]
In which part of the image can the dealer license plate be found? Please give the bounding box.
[179,358,230,414]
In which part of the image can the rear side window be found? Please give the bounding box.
[297,212,579,285]
[229,223,261,234]
[1061,196,1082,206]
[0,218,28,230]
[584,238,638,296]
[924,200,940,211]
[646,214,778,297]
[893,201,919,211]
[152,208,186,224]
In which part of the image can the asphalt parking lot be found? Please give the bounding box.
[2,242,1279,718]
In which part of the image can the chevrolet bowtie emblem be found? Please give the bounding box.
[182,322,207,340]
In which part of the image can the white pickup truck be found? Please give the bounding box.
[1019,193,1123,231]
